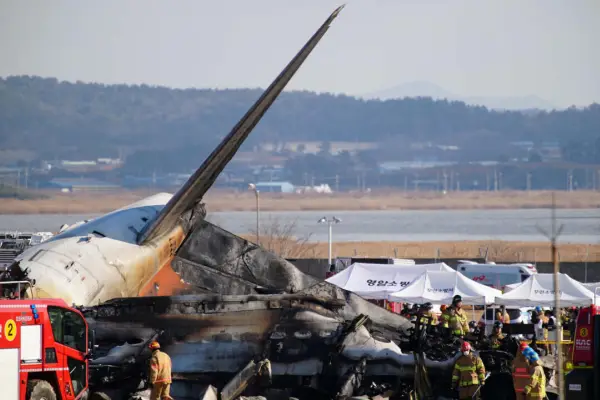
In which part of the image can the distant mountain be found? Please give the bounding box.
[361,81,558,111]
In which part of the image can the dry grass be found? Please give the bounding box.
[316,240,600,263]
[2,189,600,214]
[248,216,319,258]
[237,238,600,263]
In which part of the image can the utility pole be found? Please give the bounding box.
[526,172,532,192]
[443,170,448,192]
[493,169,498,191]
[318,217,341,269]
[361,171,366,192]
[248,184,260,245]
[335,174,339,192]
[536,193,565,400]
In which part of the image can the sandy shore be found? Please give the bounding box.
[2,189,600,214]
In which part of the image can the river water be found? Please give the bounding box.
[1,209,599,243]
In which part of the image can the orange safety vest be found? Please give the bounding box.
[511,354,530,394]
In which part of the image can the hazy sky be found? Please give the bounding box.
[1,0,599,107]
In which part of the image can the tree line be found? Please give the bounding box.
[1,75,599,170]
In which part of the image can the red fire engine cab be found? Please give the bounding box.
[566,305,600,400]
[0,297,90,400]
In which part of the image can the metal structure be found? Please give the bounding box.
[318,216,341,268]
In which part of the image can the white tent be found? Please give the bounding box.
[388,270,502,305]
[325,262,454,299]
[503,282,521,293]
[583,282,600,293]
[494,273,598,307]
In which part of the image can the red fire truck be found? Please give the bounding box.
[0,295,91,400]
[566,305,600,400]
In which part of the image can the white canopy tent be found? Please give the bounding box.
[388,270,502,305]
[583,282,600,291]
[325,262,454,299]
[503,282,520,293]
[494,273,599,307]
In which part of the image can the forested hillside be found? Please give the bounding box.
[1,76,599,165]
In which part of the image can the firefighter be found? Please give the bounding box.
[512,342,531,396]
[148,341,173,400]
[495,306,510,324]
[523,350,546,399]
[452,341,486,400]
[448,295,469,337]
[419,302,438,325]
[495,308,504,323]
[439,304,450,328]
[489,321,505,349]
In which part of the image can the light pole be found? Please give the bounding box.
[318,216,341,269]
[248,183,260,244]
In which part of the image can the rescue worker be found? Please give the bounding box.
[489,321,505,350]
[419,302,438,325]
[495,306,510,324]
[512,342,531,396]
[148,341,173,400]
[523,350,546,399]
[543,310,556,355]
[531,306,543,337]
[440,304,450,328]
[452,341,486,400]
[448,295,469,337]
[495,308,504,323]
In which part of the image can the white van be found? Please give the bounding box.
[457,262,537,291]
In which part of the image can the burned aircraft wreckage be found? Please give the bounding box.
[1,5,541,400]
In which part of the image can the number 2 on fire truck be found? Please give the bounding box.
[4,319,17,342]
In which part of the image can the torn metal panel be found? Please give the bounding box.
[175,220,319,293]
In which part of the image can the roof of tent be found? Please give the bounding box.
[325,262,454,299]
[583,282,600,293]
[503,282,521,293]
[494,273,598,307]
[389,270,502,305]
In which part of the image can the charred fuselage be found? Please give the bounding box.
[82,220,465,399]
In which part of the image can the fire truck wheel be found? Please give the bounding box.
[27,379,57,400]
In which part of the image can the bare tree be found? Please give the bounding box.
[249,216,319,258]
